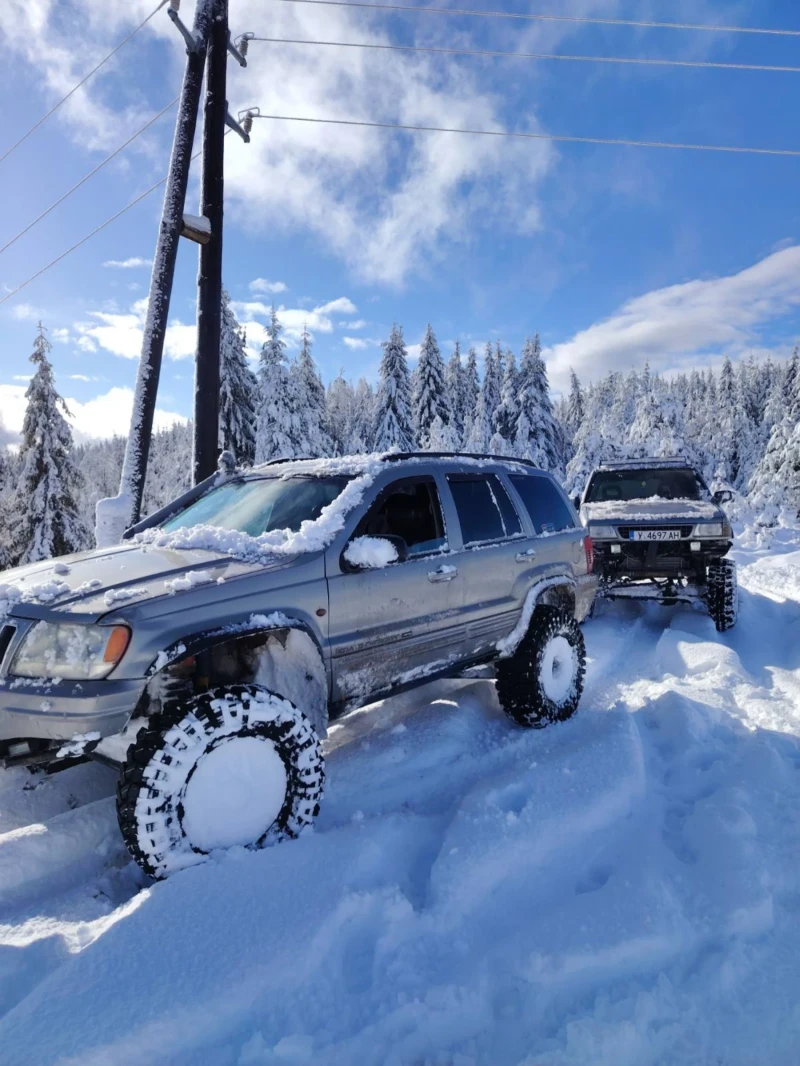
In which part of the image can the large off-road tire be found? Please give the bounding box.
[116,684,324,878]
[707,558,738,632]
[496,605,586,728]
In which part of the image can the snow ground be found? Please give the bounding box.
[1,533,800,1064]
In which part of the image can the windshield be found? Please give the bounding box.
[160,476,351,536]
[585,468,705,504]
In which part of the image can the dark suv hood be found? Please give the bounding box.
[3,542,288,620]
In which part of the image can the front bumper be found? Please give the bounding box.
[0,676,144,744]
[593,538,732,580]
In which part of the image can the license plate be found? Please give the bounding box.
[630,529,681,541]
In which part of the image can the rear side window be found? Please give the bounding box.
[510,475,576,534]
[447,474,522,546]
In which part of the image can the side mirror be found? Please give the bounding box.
[712,489,734,505]
[342,534,409,571]
[572,496,581,511]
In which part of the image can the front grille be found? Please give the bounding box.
[617,525,693,539]
[0,624,16,672]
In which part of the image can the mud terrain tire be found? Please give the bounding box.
[496,605,586,728]
[116,684,324,878]
[707,558,738,632]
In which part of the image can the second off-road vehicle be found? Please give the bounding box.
[0,452,596,878]
[576,458,737,631]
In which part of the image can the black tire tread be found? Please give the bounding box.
[496,604,586,729]
[116,683,324,878]
[707,558,738,632]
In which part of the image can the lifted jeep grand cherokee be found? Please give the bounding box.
[0,452,596,878]
[577,458,737,632]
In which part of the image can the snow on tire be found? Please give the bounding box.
[116,684,324,878]
[707,558,738,632]
[496,605,586,729]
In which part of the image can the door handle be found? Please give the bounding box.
[515,548,537,562]
[428,565,458,583]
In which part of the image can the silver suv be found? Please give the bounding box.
[577,458,737,631]
[0,452,596,877]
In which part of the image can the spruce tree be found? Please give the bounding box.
[255,307,297,464]
[514,334,562,474]
[565,369,585,443]
[292,327,332,457]
[445,340,465,444]
[219,290,257,465]
[493,348,519,443]
[413,324,451,449]
[12,324,88,564]
[373,325,416,451]
[481,341,502,428]
[461,346,480,446]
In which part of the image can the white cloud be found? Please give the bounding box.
[343,337,370,350]
[12,374,30,382]
[68,373,103,382]
[406,343,422,361]
[103,257,152,270]
[8,302,43,322]
[74,300,195,361]
[52,328,71,344]
[0,384,185,447]
[344,320,366,330]
[545,245,800,390]
[249,278,288,295]
[231,296,359,347]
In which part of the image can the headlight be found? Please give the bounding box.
[693,523,730,538]
[10,622,130,680]
[588,524,618,539]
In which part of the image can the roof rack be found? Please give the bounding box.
[597,457,690,470]
[383,451,541,469]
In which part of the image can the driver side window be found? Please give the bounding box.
[355,478,447,558]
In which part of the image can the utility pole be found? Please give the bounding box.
[95,1,252,546]
[96,1,210,545]
[193,0,228,484]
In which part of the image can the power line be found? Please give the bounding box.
[0,97,178,258]
[267,0,800,38]
[251,35,800,74]
[0,0,169,169]
[250,112,800,156]
[0,133,232,306]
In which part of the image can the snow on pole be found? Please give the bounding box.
[95,0,213,548]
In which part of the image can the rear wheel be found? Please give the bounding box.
[496,605,586,728]
[116,684,324,878]
[707,558,738,632]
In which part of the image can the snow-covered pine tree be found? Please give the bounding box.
[461,346,480,446]
[326,372,354,456]
[292,327,331,457]
[413,324,451,449]
[11,324,88,564]
[373,325,416,451]
[749,415,800,527]
[564,369,585,444]
[514,334,563,475]
[711,356,757,490]
[480,342,501,441]
[493,349,519,445]
[254,307,297,464]
[352,378,375,452]
[445,340,465,445]
[219,290,257,465]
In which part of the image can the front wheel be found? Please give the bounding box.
[707,558,738,632]
[116,684,324,878]
[496,605,586,728]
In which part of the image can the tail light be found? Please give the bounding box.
[583,534,594,573]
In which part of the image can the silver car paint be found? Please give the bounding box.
[0,457,596,747]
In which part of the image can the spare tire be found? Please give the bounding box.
[116,684,324,878]
[496,604,586,729]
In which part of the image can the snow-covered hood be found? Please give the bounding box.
[581,497,723,524]
[0,542,280,622]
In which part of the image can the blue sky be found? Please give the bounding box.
[1,0,799,444]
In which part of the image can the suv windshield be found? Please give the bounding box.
[585,468,705,504]
[160,476,350,537]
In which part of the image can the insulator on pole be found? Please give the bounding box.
[242,111,254,136]
[169,0,180,11]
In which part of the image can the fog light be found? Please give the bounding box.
[611,544,621,554]
[690,541,701,551]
